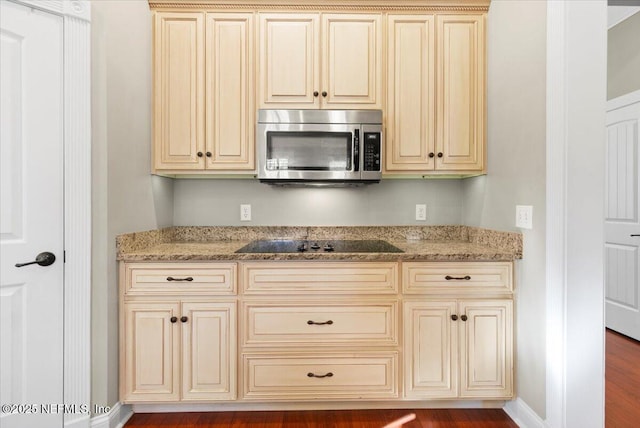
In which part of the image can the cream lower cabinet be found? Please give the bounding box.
[240,261,399,400]
[404,299,513,399]
[120,263,237,403]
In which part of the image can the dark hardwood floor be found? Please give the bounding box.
[124,408,517,427]
[606,328,640,427]
[124,329,640,427]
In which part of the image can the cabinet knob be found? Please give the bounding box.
[313,91,319,97]
[451,314,458,321]
[170,316,178,323]
[180,316,188,323]
[321,91,327,97]
[437,152,443,158]
[197,151,203,157]
[461,315,468,322]
[206,151,212,157]
[428,152,435,158]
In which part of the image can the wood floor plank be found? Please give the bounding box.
[606,328,640,428]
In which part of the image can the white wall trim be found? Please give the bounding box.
[62,5,92,428]
[504,398,546,428]
[545,2,568,426]
[546,1,607,427]
[607,89,640,112]
[90,403,133,428]
[17,0,91,21]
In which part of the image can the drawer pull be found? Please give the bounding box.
[307,320,334,326]
[307,372,333,378]
[166,276,194,282]
[445,275,471,281]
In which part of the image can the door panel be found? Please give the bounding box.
[605,95,640,340]
[436,15,484,171]
[386,15,435,171]
[182,302,236,400]
[259,14,319,108]
[459,300,512,398]
[153,12,205,170]
[1,3,64,426]
[322,14,382,108]
[206,14,254,170]
[403,301,457,398]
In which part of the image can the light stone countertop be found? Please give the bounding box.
[117,226,522,262]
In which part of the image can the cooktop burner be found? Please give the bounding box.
[235,239,404,254]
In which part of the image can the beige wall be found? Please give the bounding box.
[608,11,640,100]
[463,0,547,417]
[91,0,174,409]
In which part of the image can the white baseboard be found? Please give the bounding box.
[504,398,546,428]
[90,402,133,428]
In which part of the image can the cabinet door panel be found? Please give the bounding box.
[459,300,513,398]
[386,15,435,171]
[259,14,319,108]
[436,15,484,171]
[322,14,382,108]
[404,301,457,398]
[123,302,180,402]
[206,14,254,170]
[182,302,236,400]
[154,13,204,170]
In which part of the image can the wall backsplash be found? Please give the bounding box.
[173,178,464,226]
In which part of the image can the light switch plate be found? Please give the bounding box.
[240,204,251,221]
[515,205,533,229]
[415,204,427,221]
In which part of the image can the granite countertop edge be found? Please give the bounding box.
[116,226,523,262]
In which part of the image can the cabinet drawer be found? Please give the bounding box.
[241,262,398,294]
[242,301,398,347]
[403,262,513,294]
[242,353,398,400]
[125,263,237,295]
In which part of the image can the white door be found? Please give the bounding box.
[605,91,640,341]
[0,2,64,427]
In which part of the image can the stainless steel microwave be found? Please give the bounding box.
[257,109,383,185]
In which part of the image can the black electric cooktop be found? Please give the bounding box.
[235,239,404,254]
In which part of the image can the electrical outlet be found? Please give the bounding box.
[515,205,533,229]
[240,204,251,222]
[415,204,427,221]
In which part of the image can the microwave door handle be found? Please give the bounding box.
[353,129,360,172]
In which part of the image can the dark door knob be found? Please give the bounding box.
[170,316,178,323]
[197,151,203,157]
[15,252,56,268]
[313,91,319,97]
[437,152,443,158]
[451,314,458,321]
[180,316,188,323]
[429,152,435,158]
[461,315,468,322]
[321,91,327,97]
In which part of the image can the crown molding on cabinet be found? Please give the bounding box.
[148,0,490,12]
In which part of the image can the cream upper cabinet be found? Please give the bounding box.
[436,14,485,172]
[153,12,205,171]
[385,13,486,174]
[258,13,382,109]
[153,12,254,173]
[386,15,436,172]
[205,14,255,171]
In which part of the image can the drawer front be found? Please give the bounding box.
[242,262,399,294]
[125,263,237,295]
[242,301,398,347]
[242,353,398,400]
[403,262,513,294]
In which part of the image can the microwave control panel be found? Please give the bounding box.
[363,133,381,171]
